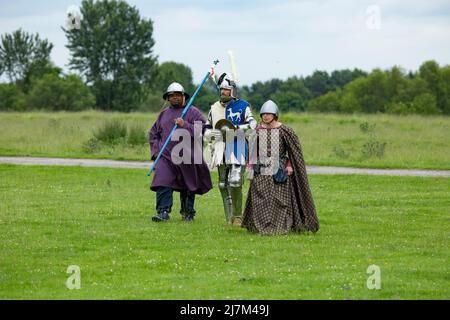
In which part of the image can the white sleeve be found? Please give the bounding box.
[244,106,257,129]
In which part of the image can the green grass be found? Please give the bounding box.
[0,164,448,299]
[0,111,155,161]
[0,111,449,169]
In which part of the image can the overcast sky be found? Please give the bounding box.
[1,0,450,85]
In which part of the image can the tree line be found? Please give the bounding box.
[1,0,449,115]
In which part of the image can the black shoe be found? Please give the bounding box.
[152,210,170,222]
[182,209,195,222]
[183,213,195,222]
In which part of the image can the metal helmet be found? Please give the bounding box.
[162,82,190,100]
[218,73,236,97]
[260,100,279,118]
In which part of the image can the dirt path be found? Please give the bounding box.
[1,156,449,177]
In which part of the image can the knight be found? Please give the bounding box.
[204,73,257,225]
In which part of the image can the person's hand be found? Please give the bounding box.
[245,128,256,138]
[287,166,293,176]
[174,118,184,127]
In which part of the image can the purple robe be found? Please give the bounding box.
[149,105,212,195]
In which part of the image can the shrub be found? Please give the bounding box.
[127,124,147,146]
[308,90,341,112]
[385,101,411,115]
[410,93,441,115]
[26,74,95,111]
[332,145,351,159]
[0,83,26,111]
[94,120,127,145]
[359,122,376,133]
[138,92,165,112]
[362,140,387,158]
[82,137,101,153]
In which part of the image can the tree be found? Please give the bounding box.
[308,90,342,112]
[271,91,307,111]
[419,60,440,94]
[195,88,219,112]
[154,61,194,94]
[240,79,283,109]
[26,74,95,111]
[264,76,311,111]
[418,60,449,114]
[385,101,411,115]
[64,0,158,111]
[0,83,26,111]
[249,79,283,99]
[280,76,312,100]
[243,92,265,111]
[304,70,332,98]
[440,66,450,114]
[338,71,387,114]
[411,93,441,115]
[385,66,408,102]
[330,68,367,90]
[0,29,53,91]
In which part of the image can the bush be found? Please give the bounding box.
[82,137,101,153]
[362,140,387,158]
[386,94,441,115]
[0,83,27,111]
[94,120,127,144]
[332,145,351,159]
[271,91,307,111]
[195,91,219,113]
[127,124,147,146]
[386,101,411,115]
[26,74,95,111]
[308,90,341,112]
[138,91,165,112]
[359,122,376,133]
[340,91,362,113]
[359,121,387,158]
[410,93,441,115]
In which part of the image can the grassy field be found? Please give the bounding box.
[0,111,449,170]
[0,164,448,299]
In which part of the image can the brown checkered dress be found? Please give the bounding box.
[242,124,319,235]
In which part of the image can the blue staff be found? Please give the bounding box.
[148,60,219,176]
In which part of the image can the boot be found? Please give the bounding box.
[180,191,195,221]
[183,210,196,222]
[232,216,243,226]
[152,208,170,222]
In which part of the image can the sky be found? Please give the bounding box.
[1,0,450,85]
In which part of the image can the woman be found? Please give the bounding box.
[242,100,319,235]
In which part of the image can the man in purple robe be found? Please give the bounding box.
[149,82,212,222]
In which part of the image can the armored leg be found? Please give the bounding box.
[228,164,245,225]
[218,164,233,223]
